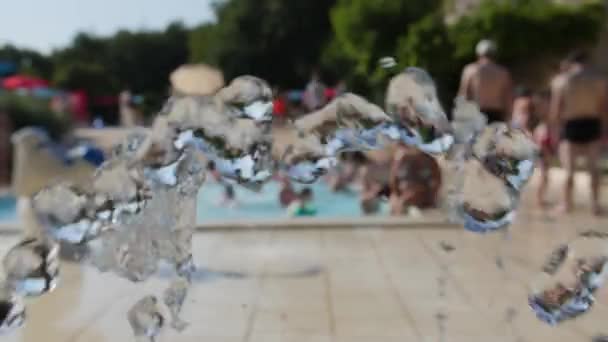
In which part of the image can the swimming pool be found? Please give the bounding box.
[197,180,377,222]
[0,195,17,222]
[0,181,378,224]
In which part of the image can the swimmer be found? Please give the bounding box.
[287,187,317,217]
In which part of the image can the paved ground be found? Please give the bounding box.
[2,168,608,342]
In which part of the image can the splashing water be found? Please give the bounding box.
[440,98,537,233]
[386,67,454,155]
[0,285,25,334]
[163,277,190,332]
[0,68,546,338]
[529,230,608,325]
[2,237,59,297]
[127,295,164,342]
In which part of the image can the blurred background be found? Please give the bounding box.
[1,0,608,223]
[2,1,608,340]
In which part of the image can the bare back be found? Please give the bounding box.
[461,61,512,112]
[557,69,607,120]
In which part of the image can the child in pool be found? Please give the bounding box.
[220,184,238,208]
[287,188,317,217]
[278,174,297,208]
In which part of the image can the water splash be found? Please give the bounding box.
[386,67,454,154]
[2,237,59,297]
[0,69,545,337]
[529,230,608,325]
[127,295,164,342]
[0,285,25,334]
[163,277,190,332]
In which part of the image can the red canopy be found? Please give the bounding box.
[2,75,49,90]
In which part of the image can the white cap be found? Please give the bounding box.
[476,39,497,57]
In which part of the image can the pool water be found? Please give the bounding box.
[197,180,372,222]
[0,181,375,224]
[0,196,17,222]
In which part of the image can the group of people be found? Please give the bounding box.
[461,40,606,215]
[318,39,607,217]
[213,40,607,218]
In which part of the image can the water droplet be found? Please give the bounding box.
[472,123,538,191]
[443,157,517,233]
[2,238,59,297]
[529,231,608,325]
[163,278,190,332]
[127,295,164,341]
[165,76,275,187]
[378,56,397,69]
[0,286,25,335]
[385,67,453,154]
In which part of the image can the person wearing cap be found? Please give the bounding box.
[458,39,513,123]
[550,51,608,215]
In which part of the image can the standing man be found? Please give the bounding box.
[459,39,513,123]
[550,51,608,215]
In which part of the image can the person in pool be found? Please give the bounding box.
[389,144,441,215]
[359,164,385,215]
[287,188,317,217]
[220,184,238,208]
[278,174,297,208]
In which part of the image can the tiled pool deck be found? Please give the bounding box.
[1,169,608,341]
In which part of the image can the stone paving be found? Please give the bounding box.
[1,168,608,341]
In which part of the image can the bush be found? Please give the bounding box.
[449,0,605,67]
[0,92,70,140]
[396,0,605,107]
[396,13,459,108]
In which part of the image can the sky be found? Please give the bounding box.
[0,0,215,54]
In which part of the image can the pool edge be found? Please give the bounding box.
[0,216,458,236]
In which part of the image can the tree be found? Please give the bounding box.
[51,22,190,114]
[396,13,458,107]
[393,0,606,105]
[450,0,604,63]
[53,62,118,96]
[189,0,337,88]
[0,45,53,79]
[327,0,442,95]
[448,0,605,86]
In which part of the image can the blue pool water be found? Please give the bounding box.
[0,196,17,222]
[197,181,367,222]
[0,181,371,224]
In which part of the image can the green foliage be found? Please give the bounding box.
[53,62,118,96]
[0,93,70,139]
[397,13,459,106]
[2,0,605,118]
[51,22,189,114]
[0,45,54,79]
[449,0,605,67]
[395,0,606,106]
[189,0,337,88]
[326,0,443,94]
[189,24,220,64]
